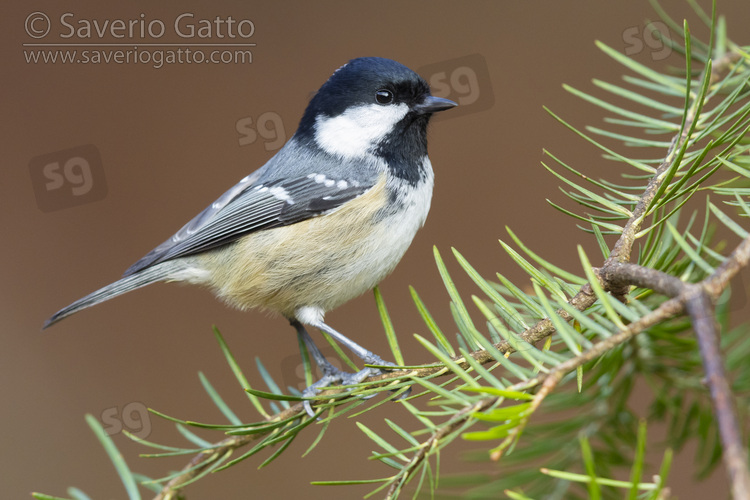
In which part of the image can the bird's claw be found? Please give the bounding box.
[301,366,385,417]
[392,385,412,400]
[300,363,413,417]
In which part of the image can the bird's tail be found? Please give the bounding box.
[43,261,180,329]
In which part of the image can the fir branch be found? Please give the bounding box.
[370,26,749,497]
[30,4,747,499]
[152,35,749,498]
[400,233,750,499]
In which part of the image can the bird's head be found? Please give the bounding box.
[296,57,456,160]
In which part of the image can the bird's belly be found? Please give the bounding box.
[200,176,431,318]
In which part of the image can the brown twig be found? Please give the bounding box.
[686,288,750,499]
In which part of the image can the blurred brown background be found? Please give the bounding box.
[3,1,747,498]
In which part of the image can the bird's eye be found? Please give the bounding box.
[375,89,394,104]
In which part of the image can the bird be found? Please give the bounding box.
[44,57,456,413]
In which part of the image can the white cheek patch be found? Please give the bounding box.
[314,103,409,158]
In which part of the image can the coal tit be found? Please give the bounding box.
[45,57,457,409]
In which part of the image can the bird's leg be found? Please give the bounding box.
[309,319,394,369]
[293,320,340,378]
[291,320,376,416]
[310,319,412,400]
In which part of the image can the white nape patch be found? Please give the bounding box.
[315,103,409,159]
[269,186,294,203]
[295,306,324,325]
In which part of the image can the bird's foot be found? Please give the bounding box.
[302,365,381,417]
[301,362,411,417]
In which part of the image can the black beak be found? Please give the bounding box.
[414,95,458,114]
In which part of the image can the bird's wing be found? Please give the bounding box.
[123,169,375,276]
